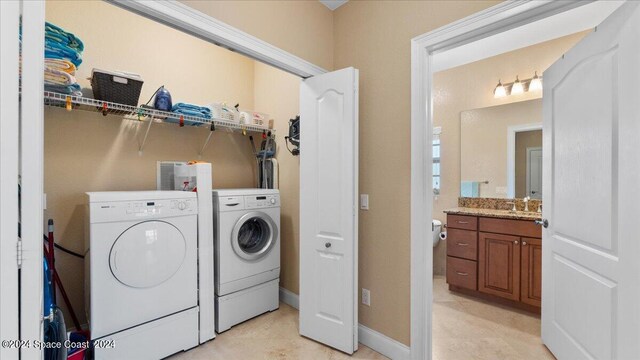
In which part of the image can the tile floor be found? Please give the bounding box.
[172,278,554,359]
[433,275,555,360]
[170,302,388,360]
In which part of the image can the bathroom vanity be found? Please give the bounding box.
[444,207,542,312]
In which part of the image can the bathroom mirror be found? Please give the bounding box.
[460,99,542,199]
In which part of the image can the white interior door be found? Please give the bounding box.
[542,2,640,359]
[299,67,359,354]
[526,147,542,199]
[0,2,21,359]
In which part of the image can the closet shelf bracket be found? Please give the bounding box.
[198,125,215,159]
[138,116,155,155]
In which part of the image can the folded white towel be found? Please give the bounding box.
[44,66,77,86]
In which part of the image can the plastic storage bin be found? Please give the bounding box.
[210,103,239,123]
[239,109,269,128]
[90,69,143,106]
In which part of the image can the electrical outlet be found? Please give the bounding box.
[360,194,369,210]
[362,288,371,306]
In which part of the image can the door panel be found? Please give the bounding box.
[520,237,541,307]
[478,232,520,301]
[299,67,358,354]
[542,3,640,359]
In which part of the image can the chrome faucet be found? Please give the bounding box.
[506,201,517,213]
[523,196,530,212]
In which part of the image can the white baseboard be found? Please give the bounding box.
[358,324,410,360]
[278,287,410,360]
[279,286,299,309]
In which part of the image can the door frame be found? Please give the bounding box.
[20,2,46,359]
[0,2,22,359]
[410,1,615,359]
[507,123,542,198]
[525,146,543,199]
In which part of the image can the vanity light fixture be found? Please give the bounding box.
[494,79,507,98]
[511,76,524,95]
[529,71,542,91]
[493,72,542,98]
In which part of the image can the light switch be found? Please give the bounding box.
[360,194,369,210]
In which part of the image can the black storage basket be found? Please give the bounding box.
[90,70,143,106]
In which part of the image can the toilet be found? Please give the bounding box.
[432,219,442,247]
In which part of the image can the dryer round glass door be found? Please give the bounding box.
[231,211,278,261]
[109,220,187,288]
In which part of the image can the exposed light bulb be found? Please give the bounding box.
[529,71,542,91]
[494,80,507,98]
[511,76,524,95]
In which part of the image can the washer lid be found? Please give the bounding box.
[109,221,187,288]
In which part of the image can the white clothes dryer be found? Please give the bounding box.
[213,189,280,332]
[85,191,199,359]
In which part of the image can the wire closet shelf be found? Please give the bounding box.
[43,91,272,134]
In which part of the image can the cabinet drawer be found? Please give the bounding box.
[447,228,477,260]
[447,214,478,231]
[479,217,541,238]
[447,256,477,290]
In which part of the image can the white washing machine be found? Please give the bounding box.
[213,189,280,332]
[85,191,199,359]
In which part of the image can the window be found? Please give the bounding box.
[433,127,441,195]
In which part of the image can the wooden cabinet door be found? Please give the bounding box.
[478,232,520,301]
[520,237,542,307]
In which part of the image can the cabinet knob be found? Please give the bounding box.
[514,240,519,245]
[522,241,527,246]
[325,242,331,248]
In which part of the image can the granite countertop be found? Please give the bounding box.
[444,207,542,221]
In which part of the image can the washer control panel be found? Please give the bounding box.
[244,194,279,209]
[89,198,196,223]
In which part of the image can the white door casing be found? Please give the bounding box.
[299,67,359,354]
[0,1,21,358]
[526,147,542,199]
[542,2,640,359]
[20,2,45,359]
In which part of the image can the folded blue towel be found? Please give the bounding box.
[172,103,212,116]
[44,83,82,97]
[45,39,82,67]
[169,103,212,126]
[45,22,84,52]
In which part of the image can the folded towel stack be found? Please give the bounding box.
[170,103,212,126]
[44,22,83,96]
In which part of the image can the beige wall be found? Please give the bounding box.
[431,32,587,277]
[180,0,334,71]
[253,62,301,294]
[45,1,299,326]
[460,99,542,199]
[333,0,505,346]
[516,130,543,198]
